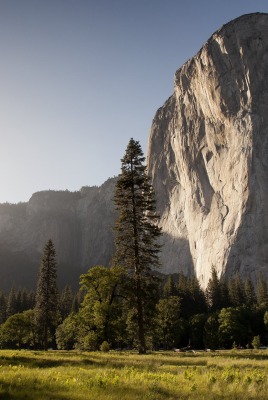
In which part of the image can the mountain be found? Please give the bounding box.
[147,13,268,288]
[1,13,268,291]
[0,178,116,290]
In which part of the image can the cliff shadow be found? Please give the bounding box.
[159,232,195,277]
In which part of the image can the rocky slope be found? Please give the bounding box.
[147,13,268,287]
[0,178,116,290]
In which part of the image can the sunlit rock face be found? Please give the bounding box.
[147,13,268,288]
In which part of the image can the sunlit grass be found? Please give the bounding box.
[0,349,267,399]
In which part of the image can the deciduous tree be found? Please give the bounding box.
[79,265,126,346]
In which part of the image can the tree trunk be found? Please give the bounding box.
[44,325,48,351]
[136,275,146,354]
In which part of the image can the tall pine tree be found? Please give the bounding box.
[113,138,161,354]
[35,239,58,350]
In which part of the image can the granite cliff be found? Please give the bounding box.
[0,178,116,290]
[147,13,268,287]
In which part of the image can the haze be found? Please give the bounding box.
[1,0,268,204]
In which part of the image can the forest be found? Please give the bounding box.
[0,265,267,352]
[0,139,267,353]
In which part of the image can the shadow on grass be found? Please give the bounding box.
[211,351,268,361]
[0,381,70,400]
[1,350,267,373]
[0,353,94,369]
[0,351,208,371]
[0,373,173,400]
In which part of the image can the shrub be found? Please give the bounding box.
[78,331,99,351]
[252,335,261,349]
[100,341,110,352]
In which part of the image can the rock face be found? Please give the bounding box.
[0,178,116,290]
[147,13,268,288]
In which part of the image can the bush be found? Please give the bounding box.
[82,331,99,351]
[100,341,110,352]
[252,335,261,349]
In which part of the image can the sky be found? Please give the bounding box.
[1,0,268,204]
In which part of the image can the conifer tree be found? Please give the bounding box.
[235,273,245,305]
[0,291,7,324]
[227,273,245,307]
[244,277,256,306]
[21,288,31,311]
[16,288,23,313]
[206,267,227,312]
[163,275,177,298]
[28,290,36,310]
[71,290,84,313]
[176,274,207,318]
[59,285,73,320]
[35,239,58,350]
[6,284,18,317]
[113,138,161,354]
[227,276,236,306]
[256,273,268,307]
[189,276,207,315]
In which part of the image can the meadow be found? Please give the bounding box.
[0,349,267,399]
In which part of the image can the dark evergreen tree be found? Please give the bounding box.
[35,239,58,350]
[59,285,73,320]
[113,138,162,354]
[0,291,7,324]
[206,267,228,312]
[244,277,256,307]
[176,274,207,318]
[16,288,23,313]
[163,275,177,298]
[6,284,18,317]
[256,273,268,307]
[19,288,30,312]
[28,290,36,310]
[227,273,245,307]
[188,276,207,315]
[71,290,84,313]
[227,276,236,306]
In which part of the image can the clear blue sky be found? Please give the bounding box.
[1,0,268,203]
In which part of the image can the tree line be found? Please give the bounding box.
[1,264,268,351]
[0,282,82,325]
[0,139,268,352]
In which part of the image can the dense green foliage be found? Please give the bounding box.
[0,253,268,352]
[53,269,268,351]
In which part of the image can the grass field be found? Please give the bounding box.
[0,349,267,399]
